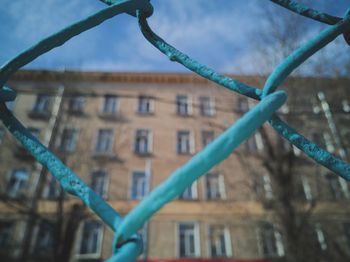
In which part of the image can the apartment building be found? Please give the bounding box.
[0,70,350,262]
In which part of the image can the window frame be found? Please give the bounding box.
[33,94,50,113]
[130,170,147,200]
[68,96,85,113]
[201,130,215,148]
[176,95,192,116]
[137,95,154,114]
[199,96,215,116]
[134,129,152,155]
[204,173,226,200]
[59,128,79,152]
[101,94,118,114]
[91,171,109,199]
[208,225,233,258]
[177,130,194,155]
[76,220,104,259]
[94,128,114,154]
[6,169,29,198]
[179,181,198,200]
[176,222,201,258]
[257,222,284,258]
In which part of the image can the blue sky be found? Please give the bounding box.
[0,0,348,74]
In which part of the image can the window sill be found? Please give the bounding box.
[27,110,51,120]
[92,152,121,162]
[98,112,126,122]
[136,111,154,116]
[134,152,153,157]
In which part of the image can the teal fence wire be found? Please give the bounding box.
[0,0,349,261]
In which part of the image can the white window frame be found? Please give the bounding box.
[179,181,198,200]
[301,175,313,201]
[130,170,147,200]
[68,96,85,112]
[91,171,109,199]
[201,130,215,148]
[42,175,60,199]
[257,223,284,258]
[75,220,104,259]
[262,175,273,200]
[30,219,55,256]
[208,225,233,258]
[315,223,327,251]
[33,94,50,113]
[101,94,118,114]
[342,99,350,113]
[134,129,152,154]
[94,128,114,154]
[176,222,201,258]
[176,95,192,116]
[177,130,194,154]
[7,169,29,198]
[59,128,79,152]
[205,173,226,200]
[137,95,154,114]
[199,96,215,116]
[323,132,335,153]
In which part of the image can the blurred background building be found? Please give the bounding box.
[0,70,349,262]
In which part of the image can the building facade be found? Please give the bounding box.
[0,70,350,262]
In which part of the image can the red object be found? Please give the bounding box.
[138,259,269,262]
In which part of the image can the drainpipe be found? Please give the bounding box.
[143,159,152,262]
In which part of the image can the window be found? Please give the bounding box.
[33,220,55,256]
[245,132,263,152]
[205,173,225,200]
[134,129,152,154]
[33,95,50,113]
[208,225,232,258]
[199,96,215,116]
[262,175,274,200]
[314,224,327,251]
[68,96,85,112]
[138,96,153,114]
[91,171,108,199]
[301,175,313,201]
[0,221,14,250]
[311,98,321,114]
[258,222,284,257]
[131,171,146,200]
[102,95,117,114]
[278,104,289,114]
[95,129,113,153]
[28,127,40,139]
[323,132,335,153]
[59,128,78,152]
[179,182,197,200]
[326,174,343,200]
[79,221,103,257]
[342,100,350,113]
[7,170,29,198]
[42,175,60,199]
[177,131,193,154]
[178,223,200,258]
[202,130,214,148]
[237,97,249,113]
[176,95,191,116]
